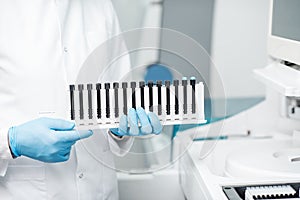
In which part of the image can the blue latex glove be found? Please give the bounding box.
[8,118,93,163]
[110,107,163,137]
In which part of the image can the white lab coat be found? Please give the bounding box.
[0,0,133,199]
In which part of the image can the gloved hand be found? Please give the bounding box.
[110,107,162,137]
[8,117,93,163]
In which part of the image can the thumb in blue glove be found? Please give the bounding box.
[8,117,93,163]
[111,107,163,137]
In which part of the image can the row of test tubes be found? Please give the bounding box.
[69,78,206,128]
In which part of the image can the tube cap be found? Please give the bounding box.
[96,83,101,90]
[173,80,179,86]
[69,85,75,91]
[165,80,171,87]
[148,80,154,87]
[139,81,145,88]
[113,82,119,89]
[78,84,84,91]
[122,82,128,88]
[105,83,110,89]
[130,82,136,88]
[190,79,196,85]
[87,84,93,90]
[156,80,162,87]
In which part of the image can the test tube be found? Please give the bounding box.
[139,81,145,109]
[165,80,171,115]
[157,80,162,115]
[96,83,101,119]
[182,78,188,114]
[122,82,128,115]
[190,77,196,114]
[148,81,154,112]
[131,82,136,109]
[113,82,119,118]
[87,84,93,119]
[69,85,75,120]
[78,84,84,120]
[173,80,179,115]
[105,83,110,118]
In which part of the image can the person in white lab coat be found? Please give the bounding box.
[0,0,162,199]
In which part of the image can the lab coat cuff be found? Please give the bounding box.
[0,127,13,177]
[107,131,134,157]
[0,128,13,159]
[108,130,125,141]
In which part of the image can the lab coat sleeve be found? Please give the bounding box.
[0,128,13,176]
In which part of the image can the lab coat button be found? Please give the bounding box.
[78,173,84,179]
[64,47,68,53]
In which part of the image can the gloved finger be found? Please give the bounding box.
[148,112,163,135]
[118,115,128,136]
[64,140,76,147]
[56,130,93,142]
[136,107,152,134]
[128,108,139,136]
[41,118,75,131]
[78,129,93,139]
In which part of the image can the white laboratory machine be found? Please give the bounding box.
[179,0,300,199]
